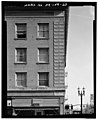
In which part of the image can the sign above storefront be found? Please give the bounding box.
[31,103,39,107]
[54,92,64,96]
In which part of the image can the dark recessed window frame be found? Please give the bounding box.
[15,23,27,40]
[38,72,49,87]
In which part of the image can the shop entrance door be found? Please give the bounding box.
[35,110,43,116]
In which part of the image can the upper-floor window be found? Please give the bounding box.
[37,23,49,38]
[38,72,49,87]
[38,48,49,63]
[15,48,27,63]
[15,72,27,87]
[15,23,27,39]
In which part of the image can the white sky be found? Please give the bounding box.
[66,6,94,105]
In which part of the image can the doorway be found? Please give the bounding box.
[35,110,44,116]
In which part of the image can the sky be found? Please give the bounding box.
[65,6,94,106]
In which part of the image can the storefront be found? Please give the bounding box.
[11,107,60,116]
[7,90,65,116]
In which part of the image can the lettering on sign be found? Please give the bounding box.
[54,92,64,96]
[32,103,39,107]
[31,99,39,107]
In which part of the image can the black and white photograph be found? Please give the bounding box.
[2,1,96,118]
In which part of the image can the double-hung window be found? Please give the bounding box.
[38,72,49,87]
[15,23,27,39]
[15,48,27,63]
[37,23,49,38]
[15,72,27,87]
[38,48,49,63]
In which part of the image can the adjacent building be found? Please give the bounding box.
[5,3,69,116]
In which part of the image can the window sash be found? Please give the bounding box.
[15,23,26,38]
[17,31,26,35]
[39,73,48,80]
[39,80,48,86]
[38,23,49,38]
[39,24,49,31]
[17,24,26,31]
[38,48,49,63]
[38,31,49,38]
[39,54,49,62]
[15,49,26,63]
[16,80,26,87]
[38,73,49,86]
[16,73,27,87]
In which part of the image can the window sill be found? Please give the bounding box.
[15,86,26,89]
[38,86,49,88]
[36,62,49,64]
[14,62,27,65]
[14,38,27,40]
[36,38,49,40]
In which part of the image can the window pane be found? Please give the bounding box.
[39,80,48,86]
[39,54,49,62]
[17,80,22,86]
[39,73,48,80]
[17,31,26,38]
[38,23,49,38]
[39,73,49,86]
[16,73,27,87]
[43,24,49,31]
[21,73,26,80]
[16,49,26,62]
[17,73,21,80]
[16,23,26,38]
[21,80,26,87]
[39,48,49,62]
[39,48,48,54]
[17,24,26,31]
[43,31,49,38]
[38,32,44,37]
[39,24,44,31]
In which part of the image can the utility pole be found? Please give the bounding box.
[78,87,85,114]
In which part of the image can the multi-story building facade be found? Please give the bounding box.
[5,3,69,116]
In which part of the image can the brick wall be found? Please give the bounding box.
[6,16,65,90]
